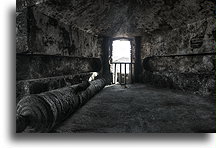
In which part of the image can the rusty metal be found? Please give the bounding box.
[16,78,106,133]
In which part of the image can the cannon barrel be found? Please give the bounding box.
[16,78,106,133]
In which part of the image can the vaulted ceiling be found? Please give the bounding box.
[33,0,215,37]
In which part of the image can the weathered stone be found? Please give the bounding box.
[15,0,215,133]
[142,54,215,96]
[21,6,103,58]
[142,71,215,97]
[16,54,101,80]
[143,55,215,73]
[140,15,215,97]
[33,0,215,37]
[16,0,48,11]
[16,10,28,53]
[54,84,216,133]
[141,17,215,58]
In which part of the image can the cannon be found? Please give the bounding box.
[16,78,106,133]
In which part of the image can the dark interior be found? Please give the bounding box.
[16,0,215,133]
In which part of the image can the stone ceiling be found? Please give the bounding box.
[33,0,215,37]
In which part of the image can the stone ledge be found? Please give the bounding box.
[16,54,101,80]
[143,54,215,73]
[142,71,215,97]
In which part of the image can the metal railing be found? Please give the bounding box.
[111,62,134,85]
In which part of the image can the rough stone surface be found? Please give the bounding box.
[54,84,216,133]
[16,54,101,80]
[16,1,104,103]
[18,7,102,58]
[143,55,215,74]
[16,10,28,53]
[141,17,215,58]
[142,71,215,97]
[16,0,48,11]
[142,54,215,97]
[34,0,215,37]
[15,0,215,133]
[16,0,49,52]
[140,15,215,96]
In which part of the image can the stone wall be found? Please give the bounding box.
[141,17,215,97]
[17,6,102,58]
[16,5,28,53]
[16,4,103,103]
[32,0,215,37]
[16,0,48,53]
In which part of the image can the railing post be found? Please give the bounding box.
[130,63,133,83]
[114,63,116,84]
[112,62,133,84]
[120,64,122,84]
[124,63,126,85]
[112,64,114,84]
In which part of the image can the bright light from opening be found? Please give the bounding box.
[111,40,131,76]
[112,40,131,62]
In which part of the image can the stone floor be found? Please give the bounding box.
[53,84,215,133]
